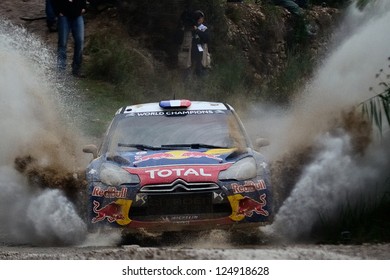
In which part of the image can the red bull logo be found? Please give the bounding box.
[180,151,222,161]
[92,199,132,225]
[92,186,127,198]
[92,201,124,223]
[228,193,269,221]
[134,152,175,163]
[231,180,267,194]
[237,194,269,217]
[133,149,230,164]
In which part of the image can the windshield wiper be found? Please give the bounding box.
[117,143,162,150]
[161,143,229,149]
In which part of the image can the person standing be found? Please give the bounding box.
[52,0,87,77]
[190,10,210,77]
[45,0,57,32]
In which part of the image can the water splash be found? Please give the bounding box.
[0,20,88,246]
[257,0,390,241]
[269,131,389,240]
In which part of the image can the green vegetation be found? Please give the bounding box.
[359,62,390,136]
[312,59,390,244]
[313,180,390,244]
[83,0,318,106]
[85,32,155,102]
[72,79,126,137]
[268,50,314,103]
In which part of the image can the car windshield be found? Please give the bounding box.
[104,110,248,153]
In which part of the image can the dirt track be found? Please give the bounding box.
[1,227,390,260]
[1,241,390,260]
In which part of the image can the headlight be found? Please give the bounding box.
[218,157,257,180]
[100,163,140,186]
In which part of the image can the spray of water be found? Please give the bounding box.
[0,20,89,246]
[253,0,390,241]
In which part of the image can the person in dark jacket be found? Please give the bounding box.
[190,10,209,77]
[52,0,87,77]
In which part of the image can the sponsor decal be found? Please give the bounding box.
[231,180,266,194]
[92,186,128,198]
[133,149,233,164]
[228,194,269,221]
[92,199,132,225]
[125,164,231,185]
[145,167,212,179]
[161,215,200,222]
[134,152,176,163]
[237,194,268,217]
[135,110,216,117]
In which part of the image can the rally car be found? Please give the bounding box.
[83,100,272,235]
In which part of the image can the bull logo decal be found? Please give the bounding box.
[237,194,269,217]
[228,194,269,221]
[92,199,132,225]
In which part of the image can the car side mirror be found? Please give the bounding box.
[254,138,270,149]
[83,144,98,159]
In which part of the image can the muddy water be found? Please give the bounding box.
[246,0,390,241]
[0,21,88,246]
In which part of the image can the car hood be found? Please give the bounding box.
[112,148,243,168]
[110,148,248,185]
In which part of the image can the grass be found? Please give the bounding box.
[312,180,390,244]
[84,32,155,101]
[359,64,390,136]
[266,50,314,103]
[74,79,128,138]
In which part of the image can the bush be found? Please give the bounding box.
[85,32,154,100]
[312,181,390,243]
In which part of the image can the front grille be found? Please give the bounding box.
[129,180,232,221]
[147,192,213,215]
[140,179,219,193]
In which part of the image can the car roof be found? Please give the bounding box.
[116,100,233,114]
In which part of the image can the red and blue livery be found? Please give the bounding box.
[83,100,272,235]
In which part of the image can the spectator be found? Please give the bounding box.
[175,8,195,70]
[190,10,210,77]
[45,0,57,32]
[176,9,211,78]
[273,0,306,17]
[52,0,87,78]
[273,0,317,36]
